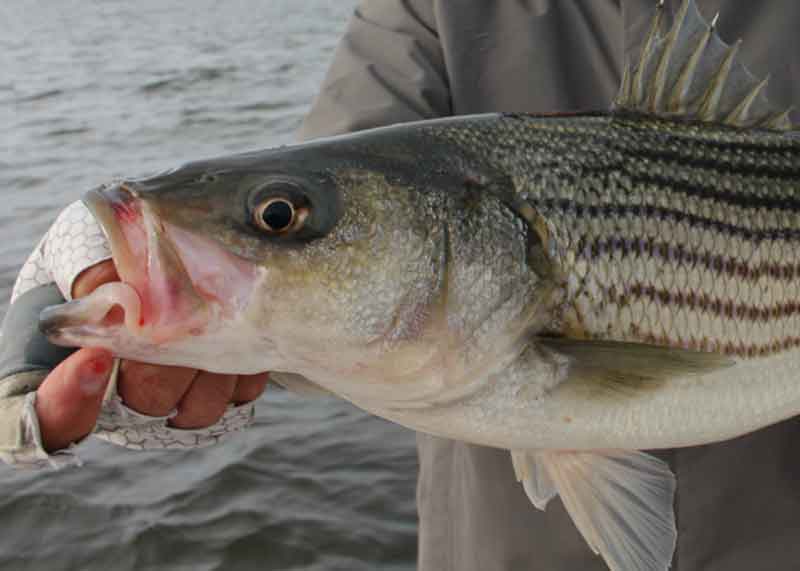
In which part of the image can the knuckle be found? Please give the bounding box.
[233,375,269,404]
[168,372,235,429]
[118,361,195,416]
[207,375,237,401]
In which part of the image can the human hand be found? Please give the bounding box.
[35,260,269,452]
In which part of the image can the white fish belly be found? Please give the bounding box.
[370,349,800,451]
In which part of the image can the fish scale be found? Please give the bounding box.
[430,112,800,357]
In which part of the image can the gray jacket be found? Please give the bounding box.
[299,1,800,570]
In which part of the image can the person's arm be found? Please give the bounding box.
[298,0,450,141]
[0,284,105,468]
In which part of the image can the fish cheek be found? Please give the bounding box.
[239,249,346,354]
[240,171,439,355]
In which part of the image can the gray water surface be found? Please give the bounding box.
[0,2,418,569]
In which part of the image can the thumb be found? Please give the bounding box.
[35,347,114,452]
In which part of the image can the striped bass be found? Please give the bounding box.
[38,1,799,569]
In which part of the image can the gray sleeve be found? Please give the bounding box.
[0,285,75,465]
[297,0,450,141]
[0,284,74,395]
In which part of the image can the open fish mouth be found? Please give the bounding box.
[40,182,258,349]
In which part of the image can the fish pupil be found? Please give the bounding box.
[263,200,293,231]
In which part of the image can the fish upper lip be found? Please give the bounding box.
[83,184,142,284]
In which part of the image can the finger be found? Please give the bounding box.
[117,360,197,417]
[72,259,119,299]
[232,372,269,404]
[35,347,114,452]
[169,371,237,430]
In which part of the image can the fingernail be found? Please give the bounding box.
[80,355,112,396]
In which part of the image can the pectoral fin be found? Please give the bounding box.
[510,449,677,571]
[539,337,732,397]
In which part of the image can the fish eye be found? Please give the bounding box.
[253,197,306,234]
[247,177,336,240]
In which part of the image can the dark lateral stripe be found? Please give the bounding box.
[616,118,800,153]
[535,197,800,242]
[668,135,799,155]
[628,145,800,183]
[526,115,799,162]
[631,172,800,212]
[575,236,800,283]
[610,281,800,322]
[524,118,800,181]
[631,328,800,359]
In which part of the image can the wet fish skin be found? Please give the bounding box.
[44,110,800,450]
[376,111,800,449]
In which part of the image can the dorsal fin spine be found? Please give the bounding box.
[697,40,741,121]
[650,0,691,112]
[724,75,770,126]
[619,62,633,105]
[667,14,714,113]
[632,3,666,106]
[762,107,794,131]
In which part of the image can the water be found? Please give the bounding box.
[0,1,418,569]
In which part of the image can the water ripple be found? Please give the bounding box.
[14,88,64,103]
[139,65,239,93]
[0,2,416,570]
[46,126,92,137]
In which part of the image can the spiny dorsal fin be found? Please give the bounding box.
[615,0,796,131]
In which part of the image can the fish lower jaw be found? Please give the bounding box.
[39,279,216,349]
[41,281,142,340]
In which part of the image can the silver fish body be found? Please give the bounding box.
[367,111,800,451]
[41,111,800,451]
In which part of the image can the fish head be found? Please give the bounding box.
[40,137,455,378]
